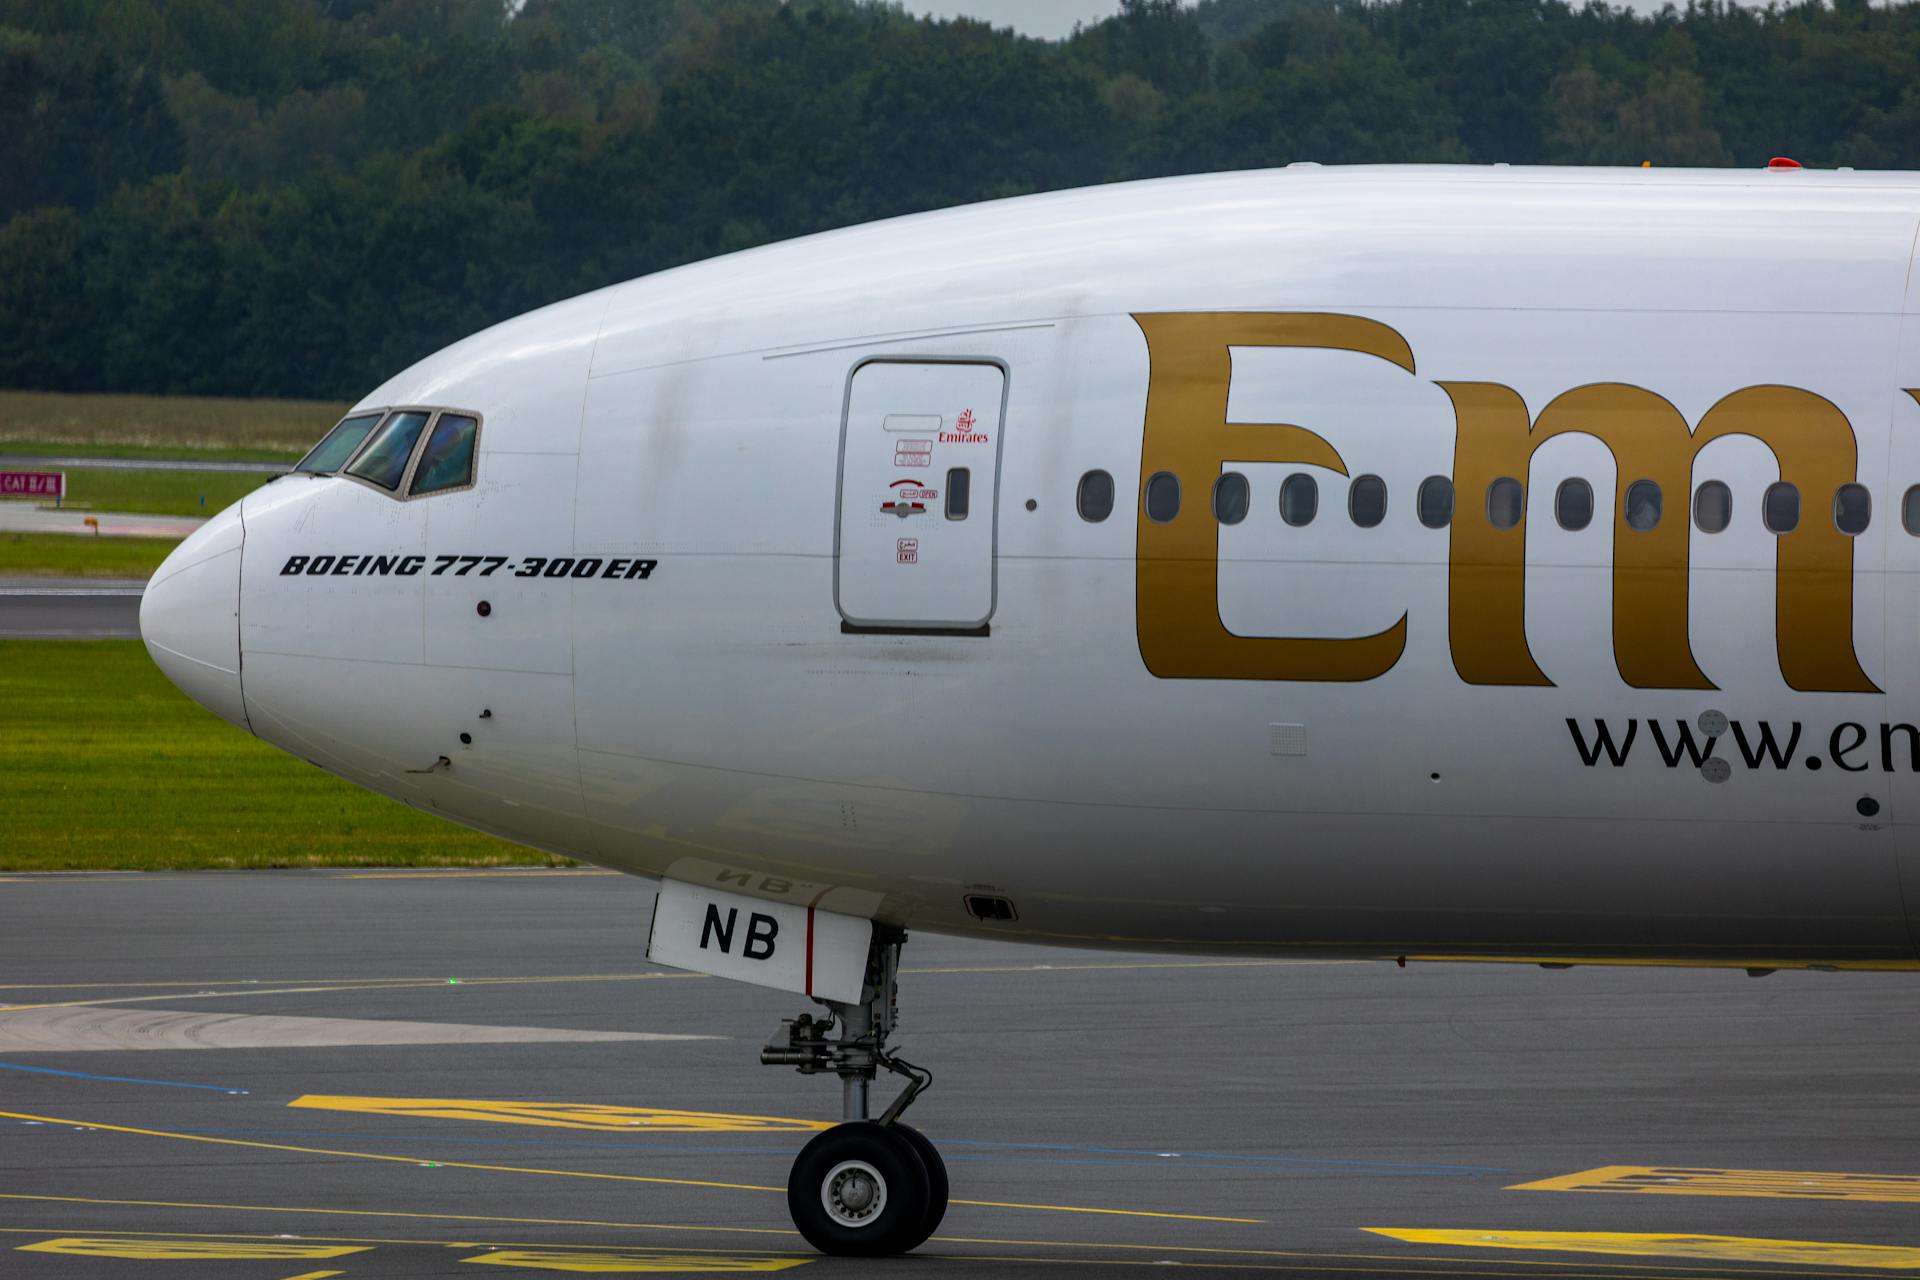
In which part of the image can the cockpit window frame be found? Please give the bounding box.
[406,411,483,498]
[294,410,386,477]
[323,405,484,502]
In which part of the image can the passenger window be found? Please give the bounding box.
[1145,471,1180,523]
[1212,472,1249,525]
[1280,473,1318,526]
[1348,475,1386,528]
[1076,470,1114,523]
[345,410,429,491]
[1833,483,1870,536]
[409,414,479,496]
[945,468,970,520]
[1487,477,1524,529]
[1624,480,1662,532]
[1764,482,1800,534]
[297,412,382,474]
[1417,475,1453,528]
[1905,485,1920,536]
[1555,478,1593,531]
[1693,480,1732,533]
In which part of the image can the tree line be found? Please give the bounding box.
[3,0,1917,401]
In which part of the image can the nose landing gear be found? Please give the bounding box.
[761,930,945,1255]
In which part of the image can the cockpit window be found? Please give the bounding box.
[345,410,430,491]
[296,412,383,474]
[409,414,479,495]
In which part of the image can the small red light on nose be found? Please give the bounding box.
[1768,156,1803,170]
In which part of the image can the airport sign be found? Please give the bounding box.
[0,470,63,498]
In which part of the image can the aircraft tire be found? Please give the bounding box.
[787,1121,931,1256]
[889,1122,949,1250]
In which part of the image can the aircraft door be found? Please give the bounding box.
[834,358,1006,631]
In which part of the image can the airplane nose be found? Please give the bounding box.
[140,501,249,732]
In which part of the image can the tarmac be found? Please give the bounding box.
[2,868,1919,1277]
[0,507,207,539]
[0,578,144,639]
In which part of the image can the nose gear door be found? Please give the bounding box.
[834,358,1006,632]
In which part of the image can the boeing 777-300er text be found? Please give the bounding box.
[142,163,1920,1255]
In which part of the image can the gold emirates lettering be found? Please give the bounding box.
[1132,311,1886,694]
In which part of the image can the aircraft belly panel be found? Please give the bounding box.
[558,749,1912,961]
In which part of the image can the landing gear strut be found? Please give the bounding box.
[761,929,945,1255]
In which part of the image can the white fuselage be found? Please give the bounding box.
[143,165,1920,967]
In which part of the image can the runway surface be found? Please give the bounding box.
[2,869,1918,1278]
[0,507,205,538]
[0,577,143,638]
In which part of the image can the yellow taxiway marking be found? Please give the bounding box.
[0,1201,801,1241]
[291,1095,831,1135]
[17,1235,369,1261]
[1369,1228,1920,1271]
[1511,1165,1920,1204]
[279,1273,345,1280]
[0,1111,1258,1225]
[461,1250,809,1273]
[0,1107,777,1193]
[0,1221,1771,1278]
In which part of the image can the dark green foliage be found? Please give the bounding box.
[2,0,1917,400]
[0,28,185,221]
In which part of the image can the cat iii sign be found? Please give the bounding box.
[0,471,63,499]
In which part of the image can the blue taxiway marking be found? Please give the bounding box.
[0,1061,249,1094]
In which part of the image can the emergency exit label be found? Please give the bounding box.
[647,879,872,1004]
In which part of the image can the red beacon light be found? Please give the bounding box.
[1767,156,1804,170]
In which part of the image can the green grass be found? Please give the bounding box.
[0,392,323,577]
[0,640,559,870]
[0,533,181,578]
[0,390,347,453]
[0,439,301,463]
[31,467,275,517]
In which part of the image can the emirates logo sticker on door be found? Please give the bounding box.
[939,409,988,444]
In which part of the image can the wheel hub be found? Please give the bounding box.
[822,1159,887,1226]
